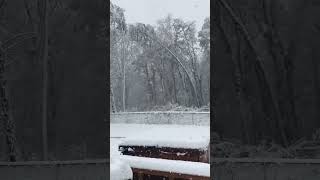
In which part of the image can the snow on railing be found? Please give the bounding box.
[120,155,210,177]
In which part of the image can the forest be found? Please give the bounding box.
[213,0,320,157]
[110,2,210,112]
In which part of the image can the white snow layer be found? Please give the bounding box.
[120,155,210,177]
[112,124,210,149]
[110,157,133,180]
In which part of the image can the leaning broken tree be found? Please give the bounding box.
[131,24,201,107]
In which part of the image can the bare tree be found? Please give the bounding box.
[0,31,36,162]
[38,0,49,160]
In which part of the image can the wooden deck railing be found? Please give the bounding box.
[132,168,210,180]
[120,145,209,163]
[120,155,210,180]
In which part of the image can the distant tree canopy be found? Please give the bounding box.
[0,0,107,160]
[110,2,210,111]
[213,0,320,145]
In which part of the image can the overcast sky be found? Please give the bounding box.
[111,0,210,32]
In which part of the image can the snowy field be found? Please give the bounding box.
[110,123,210,155]
[110,123,210,179]
[111,111,210,126]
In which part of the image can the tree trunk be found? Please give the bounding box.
[122,57,126,112]
[0,50,16,161]
[312,49,320,128]
[171,63,177,104]
[144,64,153,107]
[110,83,117,113]
[38,0,49,160]
[262,0,298,143]
[160,60,166,104]
[215,0,286,144]
[151,66,157,105]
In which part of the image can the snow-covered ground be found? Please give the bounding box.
[111,111,209,126]
[110,123,210,179]
[110,123,209,153]
[110,156,132,180]
[118,124,209,149]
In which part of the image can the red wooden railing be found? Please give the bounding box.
[119,145,210,180]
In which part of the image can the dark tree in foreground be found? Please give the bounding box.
[0,0,107,160]
[213,0,320,146]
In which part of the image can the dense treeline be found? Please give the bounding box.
[0,0,107,161]
[213,0,320,145]
[110,2,210,112]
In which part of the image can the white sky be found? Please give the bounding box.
[111,0,210,32]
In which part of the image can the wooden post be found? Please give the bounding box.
[168,174,175,180]
[138,171,143,180]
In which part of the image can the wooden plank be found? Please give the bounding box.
[132,168,210,180]
[120,145,208,163]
